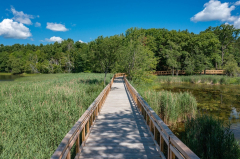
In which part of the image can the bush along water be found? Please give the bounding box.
[157,75,240,85]
[181,115,240,159]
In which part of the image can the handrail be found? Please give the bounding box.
[154,70,225,75]
[51,73,124,159]
[123,75,200,159]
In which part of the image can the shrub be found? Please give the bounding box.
[212,79,217,84]
[181,115,240,159]
[220,77,227,85]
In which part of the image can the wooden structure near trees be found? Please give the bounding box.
[154,70,225,75]
[51,73,199,159]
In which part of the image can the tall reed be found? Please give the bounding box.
[0,73,112,158]
[142,90,197,125]
[181,115,240,158]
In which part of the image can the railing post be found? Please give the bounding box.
[96,105,98,116]
[87,121,90,133]
[82,126,85,144]
[67,151,71,159]
[160,135,164,152]
[91,114,93,125]
[76,135,80,154]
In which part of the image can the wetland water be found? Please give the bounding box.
[157,83,240,141]
[0,75,21,81]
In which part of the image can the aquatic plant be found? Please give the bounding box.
[131,81,197,125]
[0,73,112,158]
[181,115,240,159]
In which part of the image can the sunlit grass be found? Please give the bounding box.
[0,73,112,158]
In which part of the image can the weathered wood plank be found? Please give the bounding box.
[77,77,161,159]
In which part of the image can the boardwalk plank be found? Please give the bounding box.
[77,77,161,159]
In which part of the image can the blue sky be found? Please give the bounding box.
[1,0,240,45]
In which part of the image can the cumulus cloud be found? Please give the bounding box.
[11,6,34,25]
[46,22,68,31]
[233,17,240,28]
[45,36,63,43]
[35,22,41,27]
[191,0,236,22]
[235,1,240,5]
[79,40,86,43]
[0,19,31,39]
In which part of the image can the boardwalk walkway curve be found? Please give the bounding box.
[51,74,200,159]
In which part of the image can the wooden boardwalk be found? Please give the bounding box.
[77,77,161,159]
[52,74,199,159]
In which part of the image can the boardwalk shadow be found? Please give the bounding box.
[79,77,161,159]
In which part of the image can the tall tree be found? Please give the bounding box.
[203,24,240,65]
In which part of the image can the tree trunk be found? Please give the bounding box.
[104,69,108,86]
[172,67,174,76]
[176,68,178,76]
[215,62,218,70]
[221,46,224,65]
[204,69,206,75]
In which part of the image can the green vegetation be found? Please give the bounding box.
[131,82,197,125]
[181,115,240,159]
[0,73,112,158]
[1,24,240,78]
[156,75,240,85]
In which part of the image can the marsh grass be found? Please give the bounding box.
[0,73,112,158]
[157,75,240,85]
[181,115,240,158]
[131,82,197,125]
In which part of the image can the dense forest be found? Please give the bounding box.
[1,24,240,77]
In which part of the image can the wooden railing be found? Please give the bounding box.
[154,70,225,75]
[123,75,199,159]
[51,73,124,159]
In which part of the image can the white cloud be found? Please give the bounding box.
[0,19,31,39]
[35,22,41,27]
[79,40,86,43]
[11,6,34,25]
[233,17,240,28]
[191,0,236,22]
[235,1,240,6]
[46,22,68,31]
[30,38,34,41]
[45,36,63,43]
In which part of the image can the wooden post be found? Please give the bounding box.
[96,106,98,116]
[154,126,157,141]
[149,120,152,134]
[82,126,85,144]
[170,150,175,159]
[160,135,164,152]
[76,136,80,154]
[87,121,89,134]
[91,114,93,125]
[67,151,71,159]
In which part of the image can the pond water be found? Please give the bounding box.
[0,75,21,81]
[156,83,240,140]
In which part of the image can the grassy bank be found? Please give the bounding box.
[0,73,112,158]
[157,75,240,85]
[131,81,197,125]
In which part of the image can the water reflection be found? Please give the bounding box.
[156,83,240,140]
[230,107,240,120]
[0,75,20,81]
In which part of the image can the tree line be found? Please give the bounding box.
[1,24,240,80]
